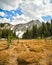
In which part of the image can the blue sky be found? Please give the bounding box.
[42,15,52,21]
[0,8,23,21]
[0,0,52,24]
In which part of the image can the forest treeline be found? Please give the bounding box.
[0,20,52,39]
[0,29,17,39]
[23,20,52,39]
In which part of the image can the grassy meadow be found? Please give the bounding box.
[0,39,52,65]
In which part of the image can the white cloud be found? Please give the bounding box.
[0,0,20,10]
[43,0,50,4]
[0,18,10,23]
[0,12,5,16]
[11,14,31,25]
[20,0,52,21]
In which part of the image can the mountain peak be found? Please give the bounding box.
[12,19,41,38]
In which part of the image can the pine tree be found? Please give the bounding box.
[37,25,42,38]
[0,29,2,38]
[23,28,31,39]
[31,25,37,38]
[50,20,52,36]
[44,22,50,37]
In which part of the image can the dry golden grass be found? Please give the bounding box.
[0,39,52,65]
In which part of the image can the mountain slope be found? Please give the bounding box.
[12,20,41,38]
[0,23,14,30]
[13,20,41,32]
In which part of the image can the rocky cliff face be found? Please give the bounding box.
[12,20,41,38]
[13,20,41,32]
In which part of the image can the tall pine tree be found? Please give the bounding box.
[31,25,37,38]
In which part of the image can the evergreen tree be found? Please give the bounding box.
[37,25,42,38]
[2,29,8,38]
[44,22,51,37]
[23,28,31,39]
[50,20,52,36]
[31,25,37,38]
[0,29,2,38]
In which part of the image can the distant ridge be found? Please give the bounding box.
[12,20,41,38]
[13,20,41,32]
[0,20,41,38]
[0,23,14,29]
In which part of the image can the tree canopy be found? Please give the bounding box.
[23,20,52,39]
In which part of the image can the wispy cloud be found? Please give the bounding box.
[20,0,52,21]
[0,8,23,21]
[0,0,20,10]
[0,12,5,16]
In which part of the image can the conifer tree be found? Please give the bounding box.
[31,25,37,38]
[50,20,52,36]
[23,28,31,39]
